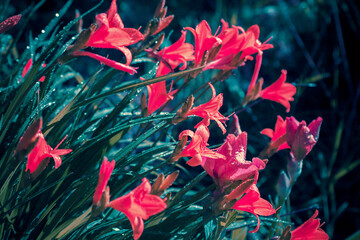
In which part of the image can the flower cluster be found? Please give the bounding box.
[9,0,330,239]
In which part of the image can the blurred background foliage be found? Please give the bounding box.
[2,0,360,239]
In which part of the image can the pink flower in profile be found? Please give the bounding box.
[93,158,115,206]
[232,184,276,233]
[0,14,21,34]
[244,52,296,112]
[260,70,296,112]
[72,0,144,74]
[146,31,194,77]
[143,77,177,114]
[291,210,329,240]
[108,178,167,240]
[173,125,225,166]
[261,115,289,151]
[184,20,221,65]
[26,130,72,175]
[202,130,266,188]
[286,116,323,161]
[186,83,229,134]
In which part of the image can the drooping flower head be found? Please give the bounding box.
[173,124,225,166]
[291,210,329,240]
[286,116,323,161]
[186,83,229,134]
[93,157,115,206]
[108,178,167,240]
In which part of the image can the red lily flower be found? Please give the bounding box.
[186,83,229,134]
[21,58,46,82]
[202,131,266,188]
[185,19,272,70]
[232,184,276,233]
[143,31,194,114]
[260,70,296,112]
[146,30,194,77]
[72,0,144,74]
[215,20,273,64]
[244,51,296,112]
[26,131,72,175]
[108,178,167,240]
[286,116,322,161]
[142,77,177,114]
[261,115,289,151]
[173,124,225,166]
[184,20,221,65]
[93,157,115,206]
[0,14,21,34]
[291,210,329,240]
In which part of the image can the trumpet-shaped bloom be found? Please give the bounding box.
[26,131,72,174]
[146,31,194,77]
[260,70,296,112]
[184,20,221,65]
[202,131,266,188]
[232,184,276,233]
[186,83,228,134]
[73,0,144,74]
[216,20,273,63]
[144,31,194,114]
[0,14,21,34]
[173,125,225,166]
[291,210,329,240]
[286,116,322,161]
[261,115,289,151]
[185,19,273,70]
[93,158,115,205]
[245,51,296,112]
[108,178,167,240]
[143,78,177,114]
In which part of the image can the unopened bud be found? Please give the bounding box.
[287,155,303,182]
[172,95,194,124]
